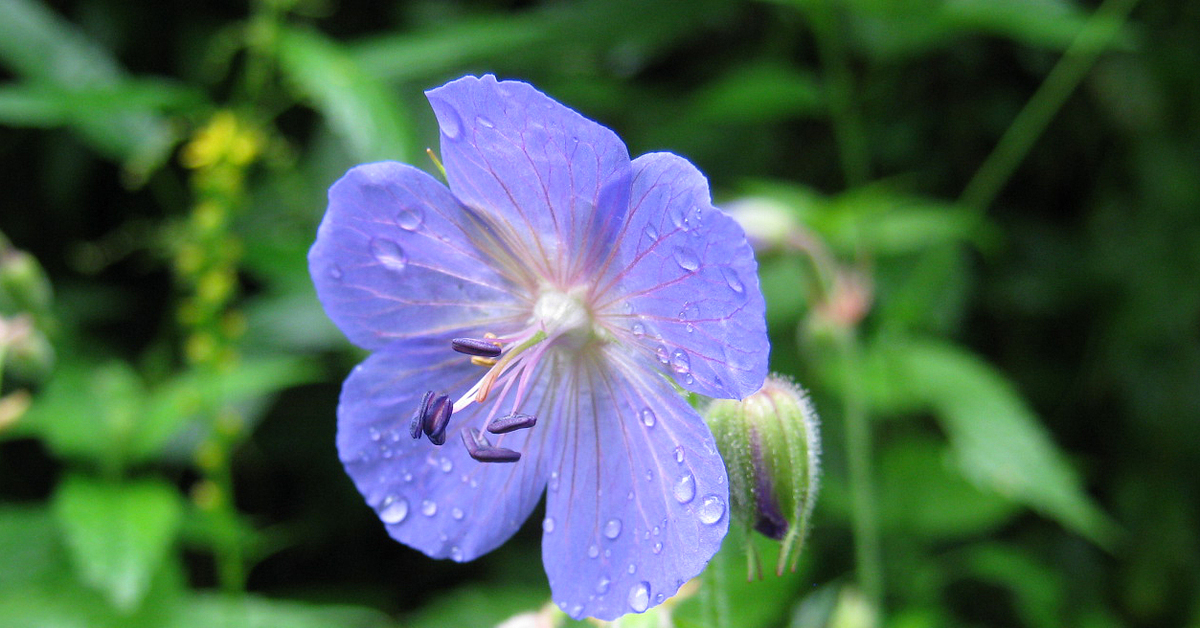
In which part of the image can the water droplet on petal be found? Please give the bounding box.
[686,323,695,333]
[627,563,637,574]
[596,575,611,594]
[631,323,645,338]
[640,408,656,427]
[656,345,670,364]
[642,224,658,242]
[674,446,685,464]
[549,471,560,492]
[653,542,663,554]
[370,238,408,272]
[476,115,495,129]
[380,497,408,524]
[673,246,700,272]
[440,457,453,473]
[403,472,413,483]
[645,468,654,482]
[450,546,463,561]
[656,593,666,603]
[328,265,343,280]
[421,499,438,517]
[603,518,622,539]
[587,544,600,559]
[396,207,423,231]
[440,107,462,139]
[369,427,381,441]
[543,517,556,533]
[452,507,464,520]
[671,349,691,374]
[628,582,651,613]
[673,473,696,503]
[722,267,745,293]
[698,494,726,525]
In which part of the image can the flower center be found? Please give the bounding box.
[532,287,597,350]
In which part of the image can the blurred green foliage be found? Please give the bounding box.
[1,0,1197,626]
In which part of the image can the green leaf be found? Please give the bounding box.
[276,27,416,163]
[404,583,551,628]
[674,523,808,628]
[168,593,395,628]
[691,63,824,123]
[0,0,180,179]
[52,475,183,612]
[892,339,1119,547]
[877,435,1021,539]
[0,506,70,590]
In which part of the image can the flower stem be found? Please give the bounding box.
[959,0,1142,212]
[808,3,871,188]
[837,329,882,612]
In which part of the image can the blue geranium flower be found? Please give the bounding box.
[309,75,768,620]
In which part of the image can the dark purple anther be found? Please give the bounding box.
[451,337,503,358]
[461,428,522,463]
[410,391,435,440]
[487,413,537,434]
[423,394,452,445]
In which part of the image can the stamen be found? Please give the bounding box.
[410,391,435,440]
[487,413,537,434]
[471,356,498,367]
[452,337,503,358]
[423,394,452,445]
[461,428,521,463]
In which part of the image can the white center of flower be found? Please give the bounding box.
[532,288,591,335]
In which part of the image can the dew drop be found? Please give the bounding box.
[653,542,663,554]
[655,593,666,603]
[605,548,612,558]
[673,246,700,272]
[587,544,600,559]
[396,207,423,231]
[595,575,611,595]
[328,265,343,280]
[450,546,464,561]
[645,468,654,482]
[543,517,556,533]
[421,499,438,517]
[476,115,495,129]
[670,349,691,374]
[403,472,413,483]
[603,518,622,539]
[655,345,670,365]
[686,323,695,333]
[440,457,453,473]
[370,238,408,272]
[721,267,745,293]
[440,107,462,139]
[673,473,696,504]
[452,507,464,520]
[628,582,651,613]
[698,494,726,525]
[627,563,637,574]
[674,446,685,464]
[640,408,657,427]
[549,471,560,492]
[369,427,381,441]
[379,498,408,524]
[685,373,695,385]
[631,322,645,338]
[642,224,658,242]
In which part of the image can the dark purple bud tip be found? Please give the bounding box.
[487,413,537,434]
[423,394,452,445]
[410,391,435,440]
[451,337,503,358]
[461,428,522,463]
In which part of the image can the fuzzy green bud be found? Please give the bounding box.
[705,375,821,577]
[0,248,53,318]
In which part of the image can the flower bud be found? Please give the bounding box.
[0,248,53,317]
[705,375,821,577]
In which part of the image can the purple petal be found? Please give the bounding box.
[541,346,729,620]
[597,152,768,399]
[336,337,561,561]
[309,161,526,350]
[425,75,632,285]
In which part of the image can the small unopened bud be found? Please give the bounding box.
[705,375,821,578]
[0,248,53,316]
[724,197,800,253]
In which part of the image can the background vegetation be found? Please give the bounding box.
[1,0,1197,626]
